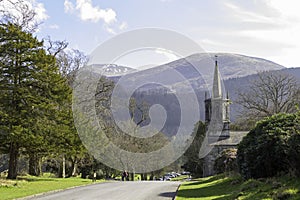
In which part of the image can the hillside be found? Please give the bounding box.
[183,53,285,79]
[107,53,285,92]
[99,54,295,135]
[89,64,137,77]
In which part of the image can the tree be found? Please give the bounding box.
[0,0,89,178]
[0,23,70,179]
[237,72,300,128]
[55,49,87,86]
[181,121,205,178]
[237,112,300,179]
[0,0,40,32]
[54,49,88,178]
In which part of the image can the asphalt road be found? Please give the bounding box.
[26,181,181,200]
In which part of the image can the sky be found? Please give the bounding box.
[1,0,300,68]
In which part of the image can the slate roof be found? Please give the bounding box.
[211,131,249,146]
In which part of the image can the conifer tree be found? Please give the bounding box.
[0,23,70,179]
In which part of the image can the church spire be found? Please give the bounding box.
[212,55,222,99]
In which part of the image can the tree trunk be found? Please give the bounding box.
[62,155,66,178]
[141,173,147,181]
[29,153,41,176]
[7,143,18,180]
[149,172,154,180]
[130,172,134,181]
[81,167,88,179]
[71,159,78,177]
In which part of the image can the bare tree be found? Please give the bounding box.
[237,72,300,122]
[54,48,88,85]
[44,37,69,57]
[0,0,39,32]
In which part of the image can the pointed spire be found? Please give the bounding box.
[212,55,222,99]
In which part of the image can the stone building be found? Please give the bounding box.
[202,56,248,177]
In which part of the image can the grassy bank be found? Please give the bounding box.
[176,174,300,200]
[0,174,101,200]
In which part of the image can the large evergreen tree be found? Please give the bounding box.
[0,23,70,179]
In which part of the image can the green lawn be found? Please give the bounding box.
[0,175,102,200]
[171,175,190,181]
[176,174,300,200]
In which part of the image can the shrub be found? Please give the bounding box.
[214,148,238,174]
[237,112,300,179]
[288,132,300,177]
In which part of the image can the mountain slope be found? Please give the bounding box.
[89,64,137,77]
[102,53,291,135]
[108,53,286,93]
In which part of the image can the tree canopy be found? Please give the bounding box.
[0,23,72,179]
[237,111,300,179]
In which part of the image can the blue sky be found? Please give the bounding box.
[1,0,300,68]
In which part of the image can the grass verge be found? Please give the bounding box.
[176,174,300,200]
[0,174,102,200]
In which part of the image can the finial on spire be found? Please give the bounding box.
[212,54,222,99]
[215,55,218,67]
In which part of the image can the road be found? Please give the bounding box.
[26,181,181,200]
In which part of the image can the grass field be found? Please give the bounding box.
[0,174,101,200]
[176,174,300,200]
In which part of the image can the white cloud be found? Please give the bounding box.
[265,0,300,21]
[217,0,300,67]
[75,0,116,24]
[64,0,74,13]
[104,24,116,35]
[119,21,128,31]
[262,0,300,66]
[33,1,48,22]
[155,48,179,62]
[223,2,280,26]
[63,0,120,34]
[64,0,128,35]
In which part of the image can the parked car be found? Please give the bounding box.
[182,171,191,175]
[164,173,175,178]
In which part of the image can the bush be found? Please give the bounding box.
[288,132,300,177]
[214,148,238,174]
[237,112,300,179]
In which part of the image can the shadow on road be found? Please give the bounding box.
[159,192,176,198]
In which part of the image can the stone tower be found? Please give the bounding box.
[202,56,249,177]
[202,55,231,177]
[204,55,230,142]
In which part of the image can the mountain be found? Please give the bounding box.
[99,53,291,136]
[108,53,286,93]
[89,64,137,77]
[187,53,285,79]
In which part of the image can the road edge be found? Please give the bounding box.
[173,182,181,200]
[16,181,107,200]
